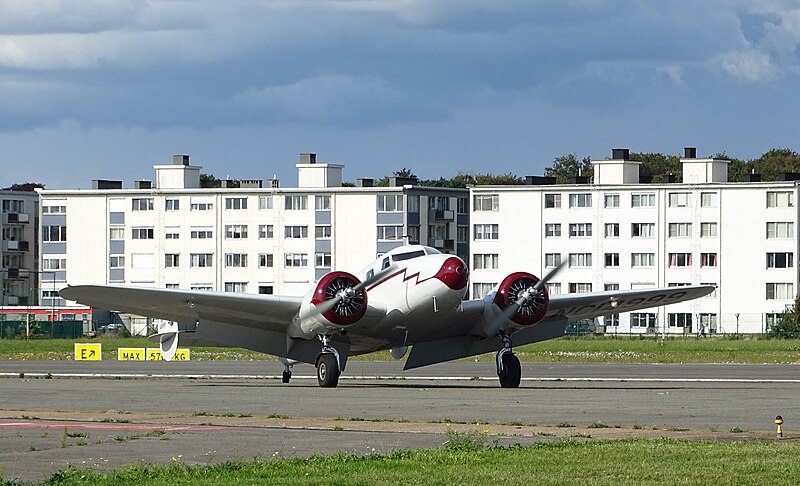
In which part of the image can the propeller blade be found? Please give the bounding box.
[302,264,399,319]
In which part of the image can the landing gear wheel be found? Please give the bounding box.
[282,370,291,383]
[316,353,341,388]
[499,353,521,388]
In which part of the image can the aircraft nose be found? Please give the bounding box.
[434,256,469,290]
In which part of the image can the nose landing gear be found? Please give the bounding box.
[496,335,521,388]
[316,335,342,388]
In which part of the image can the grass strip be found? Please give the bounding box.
[16,439,800,486]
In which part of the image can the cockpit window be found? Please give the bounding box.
[381,257,391,270]
[391,250,426,262]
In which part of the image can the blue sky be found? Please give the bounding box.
[1,0,799,189]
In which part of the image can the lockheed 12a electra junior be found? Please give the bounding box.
[60,245,714,388]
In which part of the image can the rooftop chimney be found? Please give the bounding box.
[684,147,697,159]
[134,180,152,189]
[173,155,190,166]
[356,178,374,187]
[612,148,630,160]
[92,179,123,190]
[268,176,280,188]
[299,153,316,164]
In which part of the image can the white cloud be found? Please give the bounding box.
[718,49,778,82]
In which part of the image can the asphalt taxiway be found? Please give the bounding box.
[1,361,798,482]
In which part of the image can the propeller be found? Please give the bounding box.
[489,260,567,332]
[303,264,398,320]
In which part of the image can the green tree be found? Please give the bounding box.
[630,152,681,183]
[751,148,800,181]
[200,173,222,188]
[543,154,592,184]
[2,182,45,191]
[770,294,800,338]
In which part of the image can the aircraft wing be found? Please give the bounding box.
[59,285,304,333]
[546,284,716,321]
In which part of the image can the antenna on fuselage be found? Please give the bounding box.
[402,235,410,246]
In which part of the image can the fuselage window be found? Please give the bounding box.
[391,250,426,262]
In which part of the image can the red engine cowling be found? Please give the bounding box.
[311,271,368,326]
[493,272,549,326]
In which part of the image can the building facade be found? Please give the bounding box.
[470,148,799,335]
[0,191,39,306]
[40,154,469,306]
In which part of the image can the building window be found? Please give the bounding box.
[569,223,592,237]
[258,253,274,268]
[473,254,499,270]
[547,283,561,295]
[132,227,154,240]
[473,283,496,299]
[767,222,794,239]
[631,313,656,328]
[767,191,794,208]
[225,253,248,268]
[568,193,592,208]
[285,253,308,268]
[631,253,655,267]
[700,222,718,238]
[315,195,331,210]
[377,194,403,212]
[109,227,125,240]
[767,252,794,269]
[668,313,692,328]
[457,197,468,214]
[408,225,420,244]
[545,223,561,237]
[569,282,592,293]
[568,253,592,268]
[190,201,213,211]
[474,194,499,212]
[165,284,180,289]
[605,314,619,327]
[377,225,403,240]
[766,313,784,331]
[258,225,274,239]
[190,253,213,268]
[631,193,655,207]
[473,224,499,240]
[429,196,450,211]
[225,197,247,210]
[165,199,180,211]
[132,198,153,211]
[109,255,125,268]
[631,223,655,238]
[701,192,718,208]
[452,225,466,244]
[315,252,332,267]
[43,225,67,242]
[428,224,448,240]
[699,313,717,333]
[285,226,308,239]
[605,223,619,238]
[190,284,213,291]
[259,196,273,210]
[544,194,561,208]
[604,253,619,267]
[42,258,67,270]
[669,253,692,267]
[42,205,66,214]
[767,283,794,300]
[668,192,692,208]
[701,283,718,298]
[164,254,179,268]
[668,223,692,238]
[315,225,332,239]
[225,225,248,239]
[544,253,561,268]
[285,195,308,210]
[224,282,248,293]
[190,228,213,239]
[407,195,420,213]
[701,253,718,267]
[604,194,619,208]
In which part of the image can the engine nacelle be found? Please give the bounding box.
[311,271,368,327]
[493,272,549,326]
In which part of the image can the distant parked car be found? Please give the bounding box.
[564,319,597,336]
[101,323,124,332]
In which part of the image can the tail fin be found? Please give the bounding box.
[148,321,179,361]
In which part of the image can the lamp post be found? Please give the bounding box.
[735,312,740,336]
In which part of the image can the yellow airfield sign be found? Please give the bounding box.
[117,348,145,361]
[74,343,102,361]
[146,348,190,361]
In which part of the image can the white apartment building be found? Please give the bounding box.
[0,191,39,306]
[470,148,799,335]
[40,154,469,306]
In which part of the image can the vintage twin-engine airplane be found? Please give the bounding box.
[60,245,714,388]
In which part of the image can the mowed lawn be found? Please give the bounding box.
[20,439,800,486]
[2,335,800,363]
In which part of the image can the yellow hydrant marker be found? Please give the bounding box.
[775,415,784,439]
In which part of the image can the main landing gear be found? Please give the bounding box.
[316,335,341,388]
[496,335,521,388]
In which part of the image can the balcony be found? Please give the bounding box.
[1,240,30,252]
[3,268,30,279]
[428,209,455,221]
[2,213,30,224]
[428,238,455,250]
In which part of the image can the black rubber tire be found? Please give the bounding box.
[316,353,341,388]
[499,353,521,388]
[282,370,291,383]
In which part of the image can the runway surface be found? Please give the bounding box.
[1,361,799,482]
